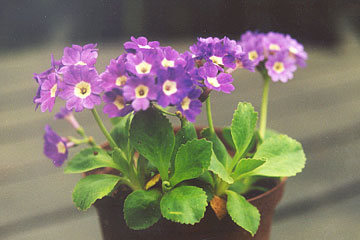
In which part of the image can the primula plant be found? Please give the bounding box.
[35,32,307,236]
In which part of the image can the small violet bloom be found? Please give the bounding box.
[157,47,181,69]
[61,43,98,68]
[55,107,81,130]
[199,62,235,94]
[285,35,308,68]
[103,88,133,118]
[44,125,68,167]
[124,36,160,53]
[239,31,265,66]
[176,88,202,122]
[262,32,288,56]
[123,75,158,111]
[265,51,297,83]
[100,54,128,91]
[156,67,193,107]
[125,50,160,76]
[59,66,102,112]
[34,73,59,112]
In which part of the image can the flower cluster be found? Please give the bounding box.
[239,31,307,82]
[34,36,254,122]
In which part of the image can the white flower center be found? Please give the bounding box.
[113,96,125,110]
[139,45,151,49]
[135,84,149,98]
[210,56,223,65]
[207,77,220,88]
[269,44,280,51]
[273,62,285,73]
[161,59,175,68]
[116,75,127,86]
[162,80,177,96]
[181,97,191,110]
[136,61,152,74]
[75,61,87,66]
[57,142,66,154]
[289,46,298,55]
[74,81,91,98]
[248,51,258,61]
[50,84,57,98]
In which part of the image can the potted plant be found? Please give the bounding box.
[34,32,307,240]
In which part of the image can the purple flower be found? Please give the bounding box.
[124,36,160,53]
[33,55,63,110]
[123,75,158,111]
[239,31,265,66]
[103,88,133,118]
[54,107,81,130]
[262,32,288,56]
[59,66,102,112]
[265,51,297,83]
[44,125,68,167]
[34,73,59,112]
[156,67,193,107]
[61,44,98,68]
[125,50,160,76]
[100,54,128,91]
[158,47,181,69]
[285,35,308,68]
[176,88,202,122]
[199,62,235,94]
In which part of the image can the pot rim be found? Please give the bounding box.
[248,177,287,202]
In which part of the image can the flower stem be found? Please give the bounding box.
[259,74,270,141]
[91,108,117,149]
[153,104,177,117]
[206,95,215,135]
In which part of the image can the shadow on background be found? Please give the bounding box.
[1,0,359,51]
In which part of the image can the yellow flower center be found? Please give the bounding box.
[273,62,285,73]
[75,61,87,66]
[181,97,191,110]
[116,75,127,86]
[74,81,91,98]
[135,61,152,74]
[161,59,175,68]
[50,84,57,98]
[248,51,258,61]
[113,96,125,110]
[210,56,223,65]
[269,44,280,51]
[207,77,220,88]
[162,80,177,96]
[135,85,149,98]
[57,142,66,154]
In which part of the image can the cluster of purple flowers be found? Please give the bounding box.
[238,31,307,82]
[34,36,253,122]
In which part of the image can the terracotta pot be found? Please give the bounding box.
[93,127,286,240]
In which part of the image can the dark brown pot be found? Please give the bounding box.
[93,127,286,240]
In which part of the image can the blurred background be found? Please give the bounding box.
[1,1,360,239]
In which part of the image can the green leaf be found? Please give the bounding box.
[64,147,118,173]
[160,186,208,225]
[232,159,266,180]
[170,139,212,187]
[231,102,258,158]
[130,108,175,180]
[124,189,162,230]
[201,128,232,168]
[110,117,122,125]
[226,190,260,236]
[265,128,280,140]
[253,135,306,177]
[170,121,197,173]
[209,153,234,184]
[222,126,235,150]
[110,114,132,154]
[72,174,121,210]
